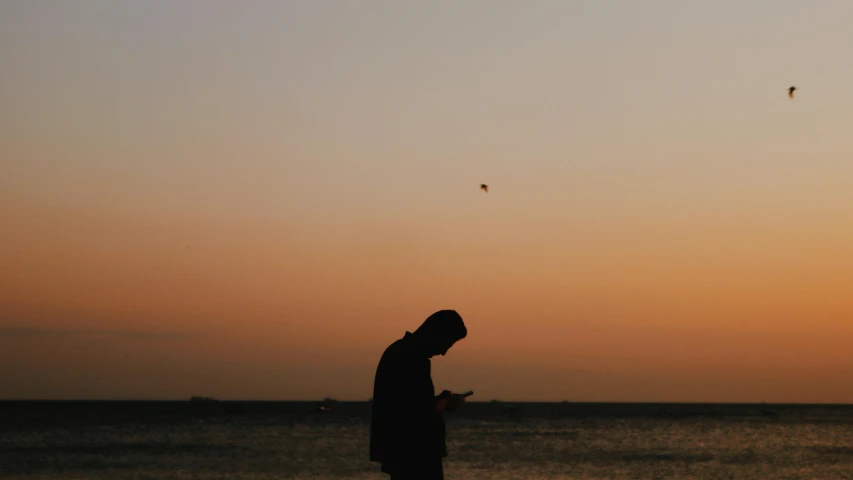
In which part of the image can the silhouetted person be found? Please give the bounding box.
[789,86,796,99]
[369,310,468,480]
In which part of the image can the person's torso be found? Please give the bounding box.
[370,333,447,462]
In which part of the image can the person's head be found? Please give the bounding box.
[413,310,467,357]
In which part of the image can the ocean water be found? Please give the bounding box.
[2,402,853,479]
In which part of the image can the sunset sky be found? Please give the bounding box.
[2,0,853,402]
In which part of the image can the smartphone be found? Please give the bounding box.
[458,390,474,398]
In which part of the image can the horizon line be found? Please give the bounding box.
[2,399,852,406]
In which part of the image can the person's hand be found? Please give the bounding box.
[445,393,466,412]
[436,390,465,412]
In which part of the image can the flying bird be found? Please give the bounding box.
[480,184,488,193]
[788,86,796,99]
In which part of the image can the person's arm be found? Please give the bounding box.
[435,390,449,412]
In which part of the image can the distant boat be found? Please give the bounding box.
[314,397,337,413]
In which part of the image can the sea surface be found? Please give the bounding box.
[2,401,853,479]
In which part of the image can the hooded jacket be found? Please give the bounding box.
[369,331,447,469]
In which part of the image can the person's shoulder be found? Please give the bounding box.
[379,334,416,362]
[381,337,407,358]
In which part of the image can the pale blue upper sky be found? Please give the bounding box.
[4,0,852,219]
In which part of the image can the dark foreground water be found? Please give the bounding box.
[2,402,853,479]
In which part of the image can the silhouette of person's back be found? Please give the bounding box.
[369,310,468,480]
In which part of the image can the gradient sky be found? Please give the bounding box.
[2,0,853,402]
